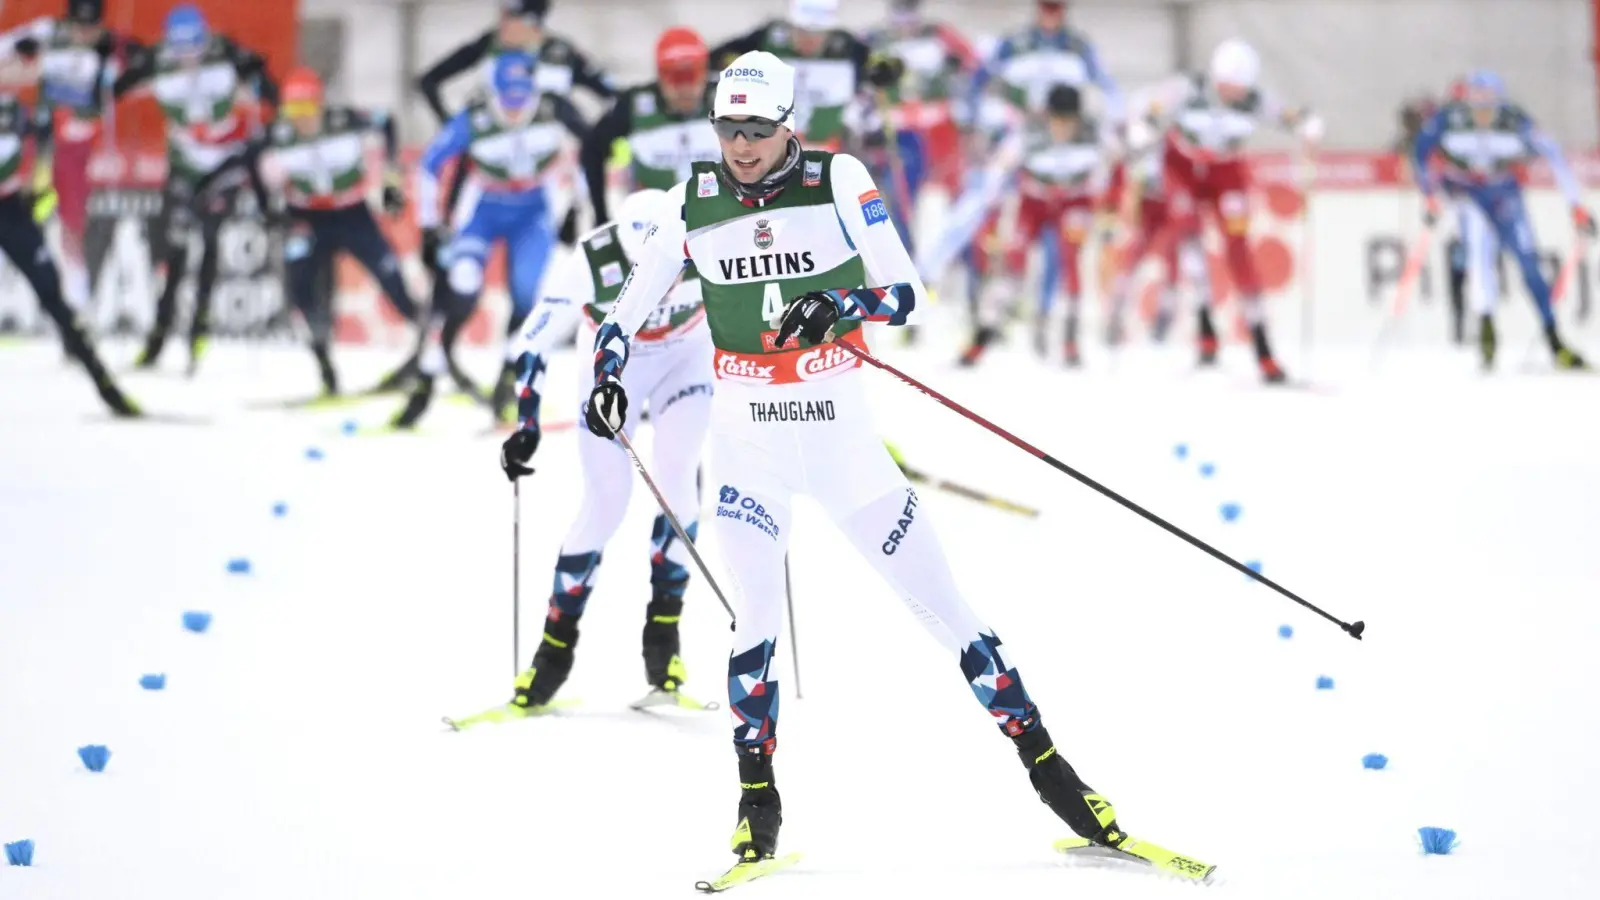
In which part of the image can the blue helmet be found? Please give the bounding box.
[1462,69,1506,104]
[491,51,537,111]
[163,4,210,56]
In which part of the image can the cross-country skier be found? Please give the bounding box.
[247,67,419,400]
[418,0,611,250]
[0,90,136,416]
[969,0,1123,337]
[1125,40,1322,383]
[710,0,870,152]
[399,50,587,427]
[863,0,981,198]
[1101,148,1189,345]
[113,3,277,376]
[920,83,1114,366]
[581,50,1211,890]
[0,0,143,326]
[495,187,713,712]
[579,27,717,226]
[1411,69,1590,370]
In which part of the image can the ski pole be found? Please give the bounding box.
[784,555,802,699]
[838,342,1365,640]
[513,479,522,679]
[614,430,736,625]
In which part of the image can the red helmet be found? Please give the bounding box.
[282,67,325,116]
[656,27,708,85]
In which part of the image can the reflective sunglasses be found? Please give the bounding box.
[710,115,783,142]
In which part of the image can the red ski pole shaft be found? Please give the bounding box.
[836,340,1365,640]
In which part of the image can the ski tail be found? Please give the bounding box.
[1055,835,1216,883]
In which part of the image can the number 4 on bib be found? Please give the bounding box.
[761,282,786,330]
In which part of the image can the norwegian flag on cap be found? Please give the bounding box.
[729,94,746,104]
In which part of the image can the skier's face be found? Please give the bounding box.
[1036,1,1066,30]
[1466,88,1498,127]
[794,28,826,57]
[67,24,102,46]
[714,117,792,183]
[1215,81,1250,106]
[499,14,542,50]
[1048,113,1080,142]
[660,69,706,114]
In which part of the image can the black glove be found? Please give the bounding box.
[421,227,446,270]
[500,427,540,481]
[775,291,842,349]
[866,54,905,90]
[584,378,628,438]
[382,184,406,216]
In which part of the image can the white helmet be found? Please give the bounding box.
[714,50,796,124]
[1209,39,1260,89]
[616,188,667,261]
[790,0,839,31]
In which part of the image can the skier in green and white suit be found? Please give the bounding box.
[583,50,1166,884]
[113,4,277,375]
[498,187,713,712]
[579,26,719,226]
[711,0,869,151]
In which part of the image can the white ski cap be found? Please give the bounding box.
[616,188,667,261]
[1209,38,1260,88]
[713,51,796,124]
[790,0,839,31]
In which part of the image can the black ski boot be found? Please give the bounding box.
[1547,327,1588,370]
[642,589,687,692]
[511,614,579,710]
[490,359,518,424]
[1196,307,1219,367]
[312,342,339,396]
[958,326,999,367]
[1011,723,1123,845]
[390,374,434,429]
[1478,313,1497,370]
[1251,323,1287,385]
[1064,313,1082,368]
[731,742,782,860]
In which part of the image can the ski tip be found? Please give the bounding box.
[441,716,461,732]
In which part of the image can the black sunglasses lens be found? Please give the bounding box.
[712,118,777,141]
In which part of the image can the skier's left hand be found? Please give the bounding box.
[1574,205,1597,238]
[585,377,628,438]
[775,291,842,349]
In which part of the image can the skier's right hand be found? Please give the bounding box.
[585,377,628,438]
[1422,194,1442,228]
[499,427,540,481]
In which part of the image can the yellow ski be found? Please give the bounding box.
[630,689,721,712]
[694,852,803,893]
[441,699,581,731]
[1054,835,1216,883]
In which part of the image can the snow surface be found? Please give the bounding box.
[2,334,1597,900]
